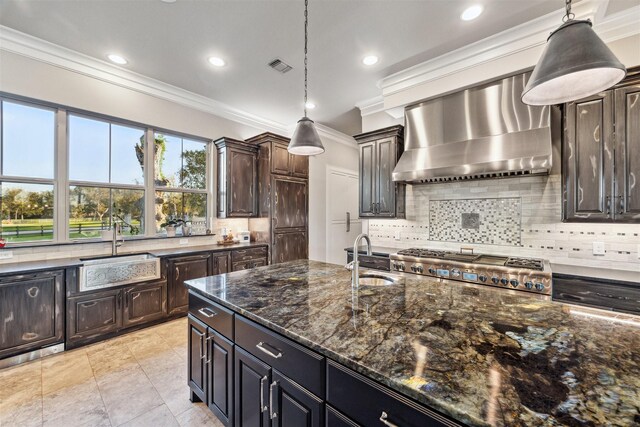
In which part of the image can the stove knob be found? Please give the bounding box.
[399,264,405,272]
[535,283,545,291]
[525,281,534,290]
[500,278,508,285]
[410,265,417,272]
[428,268,436,275]
[451,268,461,278]
[415,265,424,273]
[491,276,499,284]
[510,279,519,287]
[478,275,487,282]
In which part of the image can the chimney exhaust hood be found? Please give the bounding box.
[392,72,553,183]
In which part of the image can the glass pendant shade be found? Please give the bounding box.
[288,116,325,155]
[522,19,626,106]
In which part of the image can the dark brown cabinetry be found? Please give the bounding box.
[167,253,211,315]
[354,125,405,218]
[123,280,167,328]
[67,288,122,343]
[215,137,259,218]
[212,251,231,275]
[188,315,208,402]
[563,76,640,222]
[247,133,309,264]
[0,270,64,359]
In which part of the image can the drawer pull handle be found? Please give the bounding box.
[198,307,217,318]
[256,342,282,359]
[380,411,398,427]
[260,376,268,412]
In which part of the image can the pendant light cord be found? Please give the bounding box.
[563,0,575,22]
[303,0,309,117]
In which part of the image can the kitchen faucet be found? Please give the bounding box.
[347,233,371,287]
[112,223,124,256]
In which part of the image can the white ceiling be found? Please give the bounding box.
[0,0,636,135]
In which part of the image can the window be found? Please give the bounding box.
[154,133,207,232]
[0,100,56,243]
[68,114,145,238]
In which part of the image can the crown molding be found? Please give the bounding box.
[0,25,291,134]
[298,122,358,150]
[355,95,385,116]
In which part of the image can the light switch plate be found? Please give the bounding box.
[394,231,401,240]
[637,244,640,259]
[0,251,13,259]
[592,241,605,256]
[179,239,189,245]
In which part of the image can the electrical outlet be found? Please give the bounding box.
[394,231,401,240]
[179,239,189,245]
[592,241,605,256]
[0,251,13,260]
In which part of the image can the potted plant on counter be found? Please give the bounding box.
[161,218,184,237]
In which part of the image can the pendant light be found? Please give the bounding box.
[288,0,325,156]
[522,0,626,106]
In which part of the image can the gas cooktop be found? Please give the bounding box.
[391,248,552,295]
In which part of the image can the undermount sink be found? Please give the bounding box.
[358,271,405,287]
[78,253,161,292]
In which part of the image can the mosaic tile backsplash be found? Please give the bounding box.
[429,198,521,246]
[367,175,640,272]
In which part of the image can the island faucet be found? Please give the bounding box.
[350,233,372,287]
[112,223,124,256]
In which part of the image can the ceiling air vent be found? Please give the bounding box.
[268,58,293,74]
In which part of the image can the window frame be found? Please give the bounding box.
[0,92,214,246]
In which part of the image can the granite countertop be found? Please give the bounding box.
[0,242,268,276]
[185,260,640,427]
[344,245,398,257]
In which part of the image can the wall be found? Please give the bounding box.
[366,174,640,272]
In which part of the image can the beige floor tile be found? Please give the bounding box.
[119,404,179,427]
[87,340,139,380]
[97,365,163,426]
[175,402,224,427]
[42,378,110,427]
[41,349,93,395]
[0,360,43,426]
[145,358,191,417]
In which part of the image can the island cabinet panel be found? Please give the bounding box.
[325,406,359,427]
[122,280,166,328]
[235,315,325,398]
[326,361,461,427]
[167,253,211,315]
[67,288,122,342]
[235,346,271,427]
[271,370,323,427]
[188,315,208,402]
[208,329,234,425]
[0,270,64,359]
[189,292,234,340]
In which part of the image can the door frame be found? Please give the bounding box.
[326,166,359,264]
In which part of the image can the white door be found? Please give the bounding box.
[326,167,361,265]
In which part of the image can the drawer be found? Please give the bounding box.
[326,405,360,427]
[235,315,325,397]
[231,246,268,262]
[553,275,640,315]
[188,292,234,340]
[232,258,267,272]
[326,360,460,427]
[346,253,390,271]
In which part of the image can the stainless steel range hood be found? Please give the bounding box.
[393,72,553,183]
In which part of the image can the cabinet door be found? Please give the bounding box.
[229,147,258,217]
[564,91,615,221]
[614,83,640,220]
[359,141,376,217]
[122,280,167,328]
[271,370,323,427]
[272,231,307,264]
[208,329,234,425]
[168,254,211,315]
[213,252,231,275]
[188,315,207,402]
[291,154,309,178]
[235,346,271,427]
[67,289,122,344]
[271,143,291,176]
[273,177,307,230]
[0,271,64,358]
[326,406,360,427]
[376,138,397,217]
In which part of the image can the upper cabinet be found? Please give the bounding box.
[214,137,258,218]
[353,125,405,219]
[248,132,309,179]
[563,74,640,223]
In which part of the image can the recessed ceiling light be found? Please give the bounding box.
[208,57,226,67]
[305,101,316,109]
[107,54,127,65]
[362,55,379,66]
[461,5,483,21]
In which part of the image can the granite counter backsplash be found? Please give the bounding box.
[185,260,640,427]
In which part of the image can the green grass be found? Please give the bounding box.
[1,218,142,243]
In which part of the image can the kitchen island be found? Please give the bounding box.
[185,260,640,427]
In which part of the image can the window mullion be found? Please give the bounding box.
[144,129,156,237]
[56,109,69,243]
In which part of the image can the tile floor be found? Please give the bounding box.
[0,318,224,427]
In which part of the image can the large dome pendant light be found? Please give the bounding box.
[288,0,325,156]
[522,0,626,106]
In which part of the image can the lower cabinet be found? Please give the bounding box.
[234,346,271,427]
[188,315,208,402]
[272,231,308,264]
[167,253,212,315]
[123,280,167,328]
[0,270,65,359]
[212,251,232,275]
[271,370,323,427]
